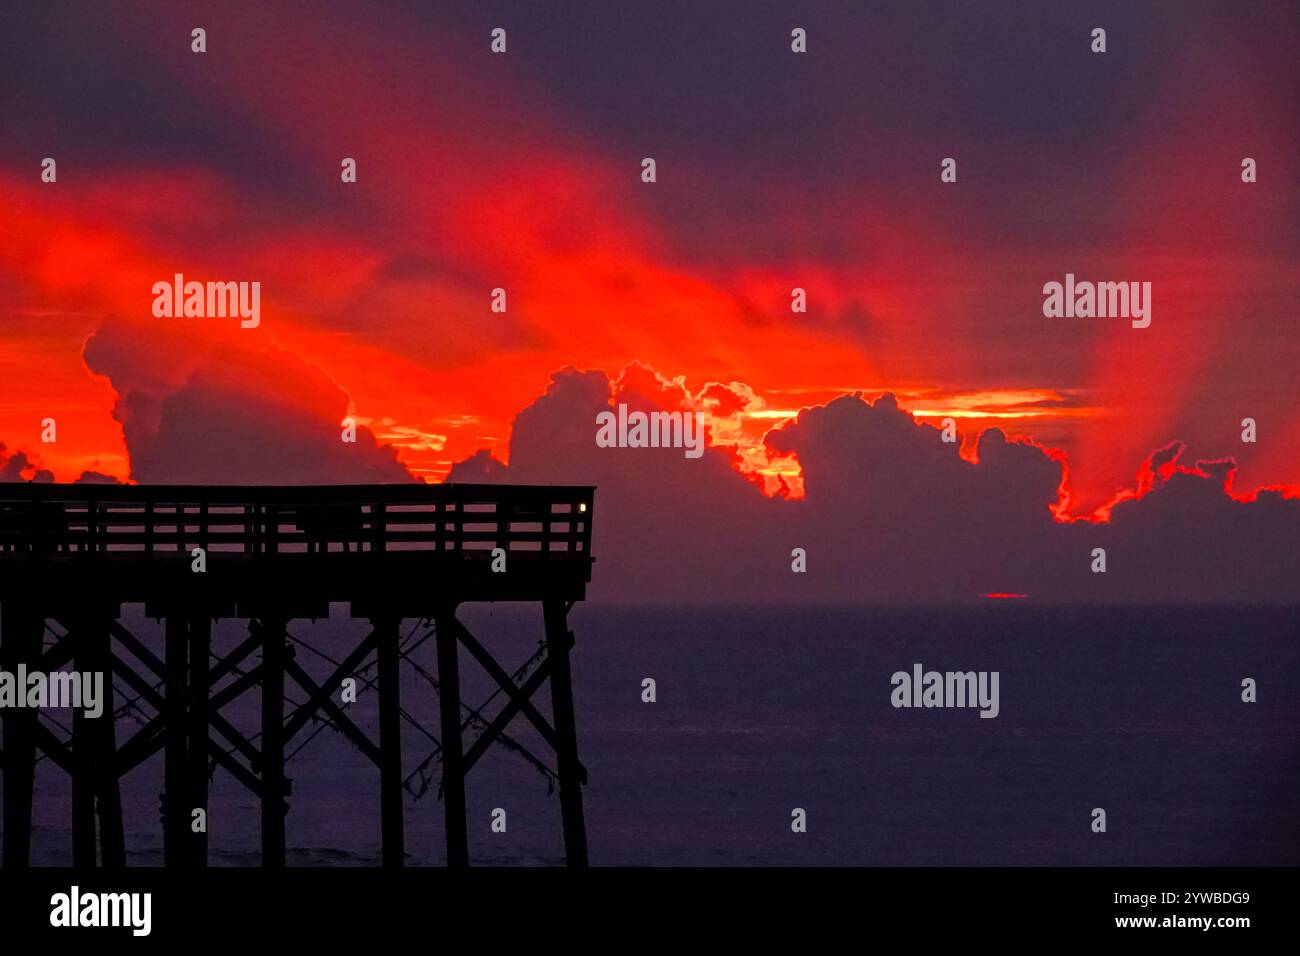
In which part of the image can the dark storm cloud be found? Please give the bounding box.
[449,370,1300,605]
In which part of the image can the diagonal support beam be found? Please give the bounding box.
[282,630,378,742]
[207,627,263,688]
[209,663,264,712]
[462,653,557,775]
[106,620,165,681]
[112,618,256,738]
[206,738,272,801]
[450,617,587,784]
[115,716,165,776]
[111,655,262,776]
[284,658,382,766]
[33,721,73,773]
[39,632,76,672]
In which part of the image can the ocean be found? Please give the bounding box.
[13,604,1300,866]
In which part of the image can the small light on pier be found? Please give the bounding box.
[579,503,587,512]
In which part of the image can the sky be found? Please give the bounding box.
[1,1,1298,599]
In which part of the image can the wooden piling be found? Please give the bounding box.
[435,609,469,867]
[1,604,42,867]
[375,616,405,867]
[188,612,211,867]
[91,614,126,868]
[260,617,287,867]
[71,615,97,867]
[544,599,589,867]
[163,613,188,865]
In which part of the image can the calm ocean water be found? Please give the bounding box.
[14,604,1300,866]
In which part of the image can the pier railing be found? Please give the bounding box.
[0,483,594,565]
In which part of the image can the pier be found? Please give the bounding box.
[0,482,595,867]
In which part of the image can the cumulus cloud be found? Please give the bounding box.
[0,445,53,483]
[454,364,783,601]
[446,448,510,483]
[1088,447,1300,602]
[764,393,1070,599]
[74,470,121,484]
[83,319,412,484]
[34,324,1300,605]
[448,370,1300,605]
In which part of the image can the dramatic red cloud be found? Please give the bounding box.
[1,2,1296,527]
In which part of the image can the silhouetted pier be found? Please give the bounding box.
[0,483,595,867]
